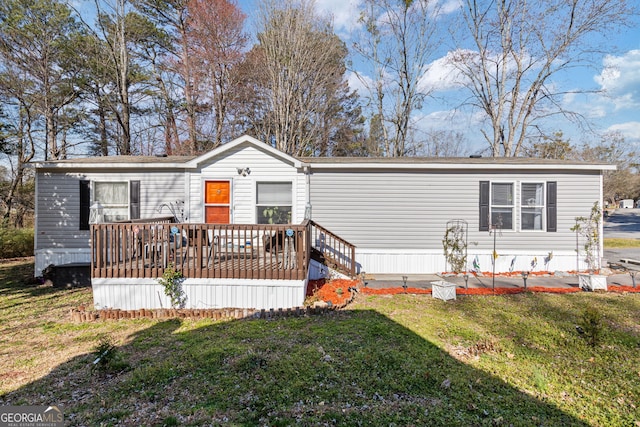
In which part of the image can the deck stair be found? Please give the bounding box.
[307,220,356,278]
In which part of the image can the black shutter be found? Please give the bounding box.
[479,181,490,231]
[79,180,90,230]
[130,180,140,220]
[547,181,557,232]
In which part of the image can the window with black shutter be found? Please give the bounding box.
[79,180,90,230]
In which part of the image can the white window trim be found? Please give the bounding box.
[489,181,515,232]
[256,181,294,225]
[519,181,547,232]
[92,180,130,222]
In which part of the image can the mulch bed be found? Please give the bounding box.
[307,278,357,306]
[309,277,640,306]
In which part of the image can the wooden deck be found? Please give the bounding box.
[92,223,308,280]
[91,221,356,281]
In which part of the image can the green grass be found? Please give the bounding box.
[604,237,640,248]
[1,258,639,426]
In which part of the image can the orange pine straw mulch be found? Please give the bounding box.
[308,278,359,306]
[609,285,640,293]
[309,278,640,306]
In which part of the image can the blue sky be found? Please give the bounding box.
[238,0,640,154]
[72,0,640,154]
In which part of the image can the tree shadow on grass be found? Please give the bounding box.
[0,259,83,301]
[435,292,640,426]
[1,309,590,426]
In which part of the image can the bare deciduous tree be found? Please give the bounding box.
[252,0,360,156]
[188,0,247,149]
[450,0,635,157]
[420,129,470,157]
[353,0,445,157]
[579,131,639,204]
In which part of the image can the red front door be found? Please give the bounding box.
[204,180,230,224]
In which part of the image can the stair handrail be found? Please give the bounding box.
[305,220,357,277]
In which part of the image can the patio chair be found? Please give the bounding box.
[207,229,220,266]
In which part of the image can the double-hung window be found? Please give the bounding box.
[490,183,514,230]
[256,182,292,224]
[521,183,545,231]
[94,181,129,222]
[480,181,557,232]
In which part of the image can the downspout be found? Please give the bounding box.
[304,165,312,220]
[599,171,604,270]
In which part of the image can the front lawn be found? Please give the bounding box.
[1,258,639,426]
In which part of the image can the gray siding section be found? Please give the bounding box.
[35,169,186,251]
[308,169,601,253]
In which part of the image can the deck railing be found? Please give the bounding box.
[91,220,356,280]
[91,223,310,280]
[308,220,357,277]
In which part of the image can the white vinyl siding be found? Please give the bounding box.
[190,143,303,224]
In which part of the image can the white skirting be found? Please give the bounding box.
[35,248,91,276]
[355,249,584,275]
[92,278,307,311]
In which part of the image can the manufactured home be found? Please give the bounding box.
[620,199,634,209]
[32,135,614,310]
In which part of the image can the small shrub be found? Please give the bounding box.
[0,227,34,259]
[157,264,186,308]
[92,335,128,373]
[578,307,604,348]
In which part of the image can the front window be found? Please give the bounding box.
[94,181,129,222]
[491,183,513,230]
[521,183,545,230]
[256,182,292,224]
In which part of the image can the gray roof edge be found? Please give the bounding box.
[299,157,616,171]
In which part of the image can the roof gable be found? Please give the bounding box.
[30,135,303,170]
[186,135,303,169]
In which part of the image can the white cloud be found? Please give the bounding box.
[418,53,466,93]
[347,70,370,95]
[315,0,362,32]
[594,50,640,111]
[439,0,461,15]
[606,121,640,142]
